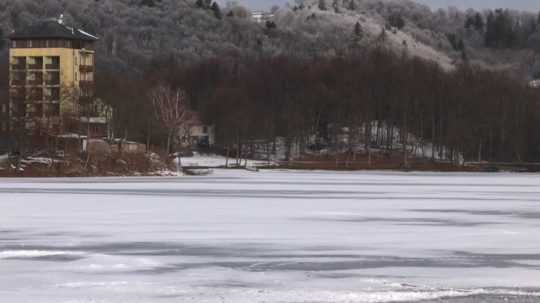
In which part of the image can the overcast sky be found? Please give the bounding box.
[415,0,540,11]
[244,0,540,11]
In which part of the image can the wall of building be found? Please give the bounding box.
[10,48,78,86]
[9,47,95,133]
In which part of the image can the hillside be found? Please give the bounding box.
[272,3,455,69]
[0,0,538,77]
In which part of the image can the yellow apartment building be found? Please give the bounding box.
[8,17,98,137]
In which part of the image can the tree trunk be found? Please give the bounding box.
[225,146,230,168]
[146,119,152,153]
[365,121,372,167]
[402,111,409,169]
[478,141,482,163]
[166,128,173,155]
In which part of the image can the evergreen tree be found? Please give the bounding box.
[266,21,277,30]
[0,29,5,50]
[473,13,484,31]
[348,0,356,11]
[457,38,465,51]
[465,15,474,30]
[332,0,340,13]
[318,0,327,11]
[388,13,405,30]
[140,0,159,7]
[354,22,363,38]
[211,2,222,19]
[485,11,496,47]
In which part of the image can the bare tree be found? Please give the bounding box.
[150,85,191,154]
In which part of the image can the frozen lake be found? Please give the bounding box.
[1,170,540,302]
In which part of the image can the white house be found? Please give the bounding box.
[529,79,540,88]
[251,11,274,24]
[179,112,215,149]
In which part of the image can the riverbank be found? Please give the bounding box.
[1,152,537,178]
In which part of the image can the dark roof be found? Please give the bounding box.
[9,20,98,41]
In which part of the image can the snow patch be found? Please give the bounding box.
[0,250,84,259]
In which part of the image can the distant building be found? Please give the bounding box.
[251,11,274,24]
[529,79,540,89]
[179,112,215,149]
[8,16,102,143]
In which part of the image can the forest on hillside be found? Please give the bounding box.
[2,0,540,72]
[1,0,540,163]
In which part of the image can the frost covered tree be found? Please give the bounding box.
[150,85,192,153]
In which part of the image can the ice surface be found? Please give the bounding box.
[1,170,540,302]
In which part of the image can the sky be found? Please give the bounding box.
[415,0,540,11]
[244,0,540,11]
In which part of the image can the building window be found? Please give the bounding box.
[50,103,60,116]
[12,40,29,48]
[81,72,93,81]
[45,87,60,100]
[31,40,46,48]
[11,57,26,69]
[34,104,43,117]
[11,71,26,85]
[45,56,60,69]
[45,71,60,85]
[28,57,43,69]
[47,40,60,48]
[81,54,94,66]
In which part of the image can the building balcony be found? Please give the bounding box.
[45,79,60,86]
[45,96,60,102]
[11,79,26,86]
[79,96,95,104]
[10,90,26,99]
[28,94,44,101]
[45,63,60,70]
[28,64,43,70]
[80,65,94,73]
[11,64,26,70]
[79,80,94,88]
[45,91,60,99]
[28,79,43,86]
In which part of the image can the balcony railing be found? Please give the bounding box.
[28,63,43,70]
[11,64,26,70]
[46,63,60,69]
[79,80,95,88]
[11,79,26,86]
[80,65,94,73]
[28,79,43,86]
[79,96,95,104]
[45,94,60,101]
[10,90,26,99]
[45,79,60,86]
[28,94,43,101]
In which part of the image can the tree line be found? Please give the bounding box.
[100,47,540,164]
[463,9,540,49]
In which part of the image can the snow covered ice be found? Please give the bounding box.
[1,170,540,302]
